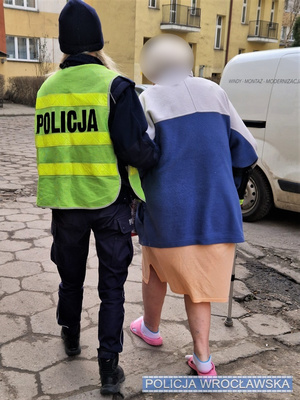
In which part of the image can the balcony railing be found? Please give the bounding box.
[161,4,201,32]
[248,20,279,42]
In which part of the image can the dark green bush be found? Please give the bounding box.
[5,76,45,107]
[0,74,4,108]
[292,16,300,47]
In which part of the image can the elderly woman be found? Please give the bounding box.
[130,35,258,376]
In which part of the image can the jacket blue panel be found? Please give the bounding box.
[136,77,258,248]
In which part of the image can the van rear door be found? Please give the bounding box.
[220,54,279,160]
[264,52,300,209]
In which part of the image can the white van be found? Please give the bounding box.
[220,48,300,221]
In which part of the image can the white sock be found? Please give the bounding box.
[141,319,161,339]
[193,354,213,373]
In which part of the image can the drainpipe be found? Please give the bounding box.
[225,0,233,67]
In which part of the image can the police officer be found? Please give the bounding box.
[35,0,160,395]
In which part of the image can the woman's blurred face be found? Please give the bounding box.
[140,34,194,86]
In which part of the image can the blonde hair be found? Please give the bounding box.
[94,50,122,74]
[60,49,123,75]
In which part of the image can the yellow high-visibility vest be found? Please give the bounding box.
[35,64,145,209]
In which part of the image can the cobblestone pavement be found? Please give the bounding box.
[0,103,299,400]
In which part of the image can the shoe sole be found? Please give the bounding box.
[130,318,163,346]
[61,330,81,356]
[100,375,125,395]
[65,347,81,356]
[187,357,217,376]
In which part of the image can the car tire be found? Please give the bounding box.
[241,167,273,222]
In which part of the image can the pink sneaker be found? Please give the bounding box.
[186,355,217,376]
[130,317,163,346]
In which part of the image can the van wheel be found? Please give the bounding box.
[241,167,273,222]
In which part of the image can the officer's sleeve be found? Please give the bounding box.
[108,77,160,170]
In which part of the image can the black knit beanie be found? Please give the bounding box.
[59,0,104,55]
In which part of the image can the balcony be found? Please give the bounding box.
[248,20,279,43]
[160,4,201,33]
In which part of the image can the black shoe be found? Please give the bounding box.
[98,354,125,395]
[61,327,81,356]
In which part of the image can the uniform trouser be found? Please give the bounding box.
[50,203,133,359]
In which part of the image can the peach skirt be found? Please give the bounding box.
[142,243,236,303]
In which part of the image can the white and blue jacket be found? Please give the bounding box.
[136,77,258,248]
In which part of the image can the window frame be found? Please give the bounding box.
[190,0,197,15]
[6,36,39,62]
[4,0,37,11]
[148,0,157,9]
[169,0,177,23]
[284,0,289,12]
[280,26,287,40]
[241,0,247,24]
[255,0,262,36]
[214,15,223,50]
[270,1,275,26]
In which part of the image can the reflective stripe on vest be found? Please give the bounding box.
[35,92,108,109]
[128,166,145,201]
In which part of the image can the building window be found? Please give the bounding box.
[214,15,223,49]
[199,65,205,77]
[6,36,39,61]
[270,1,275,26]
[148,0,157,8]
[281,26,287,40]
[4,0,37,10]
[170,0,177,23]
[284,0,289,11]
[211,73,221,84]
[241,0,247,24]
[255,0,262,36]
[190,0,197,15]
[281,26,294,41]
